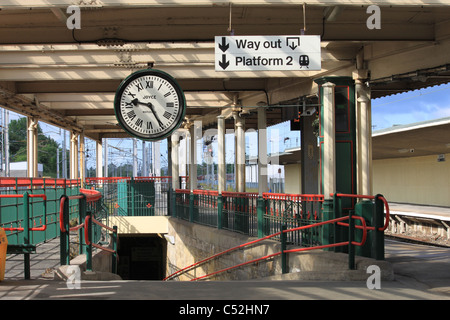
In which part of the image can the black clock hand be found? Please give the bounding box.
[131,98,147,107]
[131,98,164,127]
[147,103,164,128]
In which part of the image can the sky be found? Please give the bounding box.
[371,82,450,131]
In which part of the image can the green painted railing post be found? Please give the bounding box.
[217,194,223,230]
[131,178,135,216]
[281,224,288,274]
[257,196,265,238]
[373,194,385,260]
[86,212,93,272]
[348,209,355,270]
[355,200,373,258]
[59,195,70,266]
[23,192,30,280]
[79,194,87,255]
[334,194,344,253]
[112,226,118,274]
[322,198,334,251]
[170,188,176,217]
[189,192,194,223]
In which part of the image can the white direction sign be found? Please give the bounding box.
[215,35,321,72]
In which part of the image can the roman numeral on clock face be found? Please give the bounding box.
[163,111,172,120]
[127,110,136,120]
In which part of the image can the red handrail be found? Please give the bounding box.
[0,177,80,188]
[175,188,191,194]
[263,193,324,202]
[164,214,369,282]
[187,215,368,281]
[59,189,102,233]
[84,215,116,253]
[332,193,390,231]
[222,191,259,198]
[193,189,219,196]
[163,231,281,281]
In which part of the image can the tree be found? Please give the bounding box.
[8,117,60,177]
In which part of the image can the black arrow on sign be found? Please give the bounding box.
[219,54,230,70]
[218,37,229,52]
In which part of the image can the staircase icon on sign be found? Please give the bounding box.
[286,37,300,50]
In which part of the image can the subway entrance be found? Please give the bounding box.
[117,235,167,280]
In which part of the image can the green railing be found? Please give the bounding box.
[86,176,171,217]
[0,178,81,246]
[174,188,191,221]
[59,188,117,274]
[222,191,259,236]
[173,189,389,261]
[167,191,390,280]
[263,193,324,247]
[0,178,81,279]
[174,189,324,247]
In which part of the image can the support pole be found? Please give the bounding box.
[23,192,30,279]
[171,131,180,190]
[79,133,85,187]
[234,113,245,193]
[257,108,268,196]
[96,139,103,178]
[189,122,200,191]
[322,82,336,198]
[354,54,372,196]
[27,117,38,177]
[217,115,226,229]
[70,131,79,180]
[217,115,226,194]
[321,82,336,249]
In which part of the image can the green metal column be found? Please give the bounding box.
[79,195,86,255]
[130,178,135,216]
[59,195,70,266]
[348,209,355,270]
[321,199,334,250]
[373,194,385,260]
[189,193,195,223]
[170,188,176,217]
[257,197,265,238]
[86,213,93,272]
[23,192,30,280]
[355,200,373,258]
[112,226,118,274]
[281,224,288,274]
[316,76,357,250]
[217,195,223,230]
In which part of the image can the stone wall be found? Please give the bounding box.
[166,217,394,281]
[166,218,283,281]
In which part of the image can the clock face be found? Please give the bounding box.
[114,69,186,141]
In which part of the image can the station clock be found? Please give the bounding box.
[114,69,186,141]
